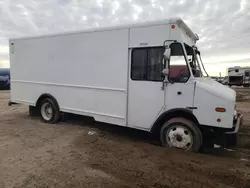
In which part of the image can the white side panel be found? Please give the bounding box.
[165,82,195,110]
[10,29,129,126]
[193,80,235,128]
[169,25,194,46]
[129,24,170,47]
[128,82,165,130]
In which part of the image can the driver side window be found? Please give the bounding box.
[168,43,190,83]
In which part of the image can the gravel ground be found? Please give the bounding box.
[0,90,249,188]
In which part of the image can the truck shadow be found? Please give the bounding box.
[60,113,249,159]
[61,113,157,145]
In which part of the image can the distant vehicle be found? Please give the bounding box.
[0,68,10,90]
[210,76,218,81]
[222,76,229,85]
[217,77,224,84]
[9,17,242,152]
[228,66,250,87]
[211,77,224,83]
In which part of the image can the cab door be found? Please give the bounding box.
[165,43,195,111]
[127,47,166,130]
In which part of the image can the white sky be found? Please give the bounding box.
[0,0,249,76]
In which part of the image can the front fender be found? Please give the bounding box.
[150,108,199,133]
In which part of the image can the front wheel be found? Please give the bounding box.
[39,98,60,124]
[160,117,202,152]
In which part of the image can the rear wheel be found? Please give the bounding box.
[160,117,202,152]
[39,98,60,124]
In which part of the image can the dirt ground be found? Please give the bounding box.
[0,90,250,188]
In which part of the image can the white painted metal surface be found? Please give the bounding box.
[193,78,236,128]
[128,81,165,130]
[10,28,129,126]
[165,82,195,110]
[9,17,238,134]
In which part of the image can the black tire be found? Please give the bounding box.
[160,117,202,152]
[39,98,60,124]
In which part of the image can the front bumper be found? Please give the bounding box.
[215,113,243,148]
[226,113,243,134]
[202,113,243,148]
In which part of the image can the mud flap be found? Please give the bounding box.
[8,101,18,106]
[29,106,39,116]
[221,134,238,148]
[222,113,243,148]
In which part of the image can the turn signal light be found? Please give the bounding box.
[215,107,226,112]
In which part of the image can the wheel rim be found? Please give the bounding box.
[41,102,53,121]
[166,125,193,150]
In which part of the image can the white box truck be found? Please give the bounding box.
[9,17,242,152]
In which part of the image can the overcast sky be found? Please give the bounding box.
[0,0,249,76]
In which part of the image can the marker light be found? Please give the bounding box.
[215,107,226,112]
[171,25,175,29]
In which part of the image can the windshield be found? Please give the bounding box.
[184,44,208,77]
[184,44,203,77]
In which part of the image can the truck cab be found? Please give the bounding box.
[148,21,242,151]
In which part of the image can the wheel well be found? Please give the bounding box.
[36,94,59,110]
[150,109,199,136]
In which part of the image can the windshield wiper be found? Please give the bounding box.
[195,49,209,77]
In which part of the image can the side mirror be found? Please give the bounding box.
[163,47,171,60]
[162,68,169,76]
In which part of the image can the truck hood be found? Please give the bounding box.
[194,77,236,103]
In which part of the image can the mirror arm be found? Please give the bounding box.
[161,76,171,89]
[161,80,166,90]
